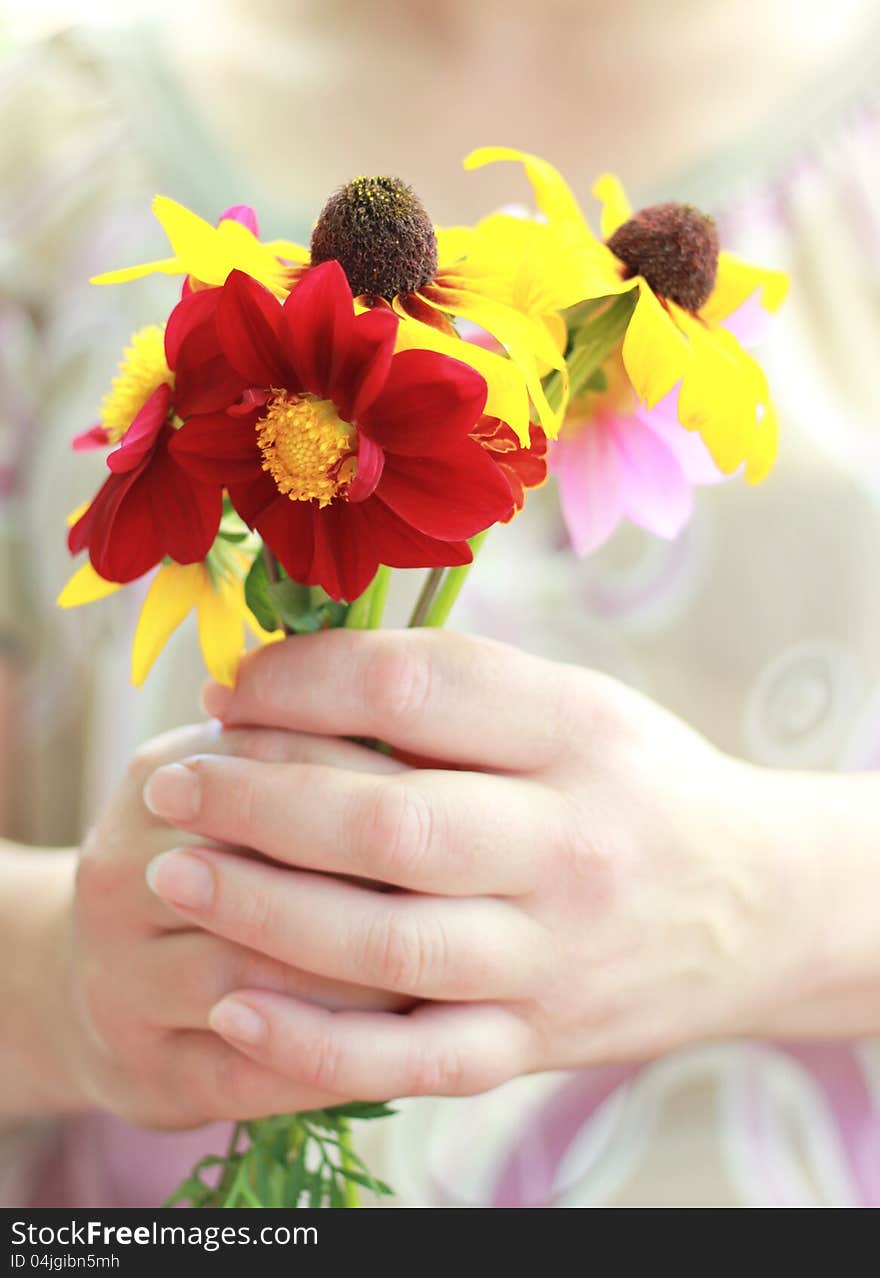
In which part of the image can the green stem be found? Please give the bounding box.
[344,574,375,629]
[420,531,489,628]
[336,1119,361,1208]
[366,564,392,629]
[407,566,445,628]
[213,1122,244,1206]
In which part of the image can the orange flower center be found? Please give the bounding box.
[256,391,356,506]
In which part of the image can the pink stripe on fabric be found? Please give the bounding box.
[490,1067,639,1208]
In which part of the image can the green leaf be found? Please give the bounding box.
[244,553,279,632]
[326,1101,398,1121]
[338,1166,394,1196]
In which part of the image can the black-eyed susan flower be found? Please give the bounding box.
[466,147,788,482]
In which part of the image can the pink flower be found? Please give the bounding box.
[551,375,723,556]
[551,287,773,556]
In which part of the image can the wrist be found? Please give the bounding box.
[738,767,880,1041]
[0,846,92,1118]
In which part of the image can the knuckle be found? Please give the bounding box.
[405,1041,466,1097]
[300,1029,344,1093]
[222,878,276,949]
[359,779,433,881]
[362,908,448,993]
[362,636,431,729]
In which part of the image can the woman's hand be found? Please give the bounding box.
[31,721,405,1128]
[140,627,863,1103]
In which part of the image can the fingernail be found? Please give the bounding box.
[145,850,214,910]
[143,763,201,821]
[209,998,267,1045]
[201,681,233,721]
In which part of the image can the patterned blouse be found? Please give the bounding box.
[1,23,878,1208]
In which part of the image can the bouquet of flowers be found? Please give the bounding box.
[60,146,786,1207]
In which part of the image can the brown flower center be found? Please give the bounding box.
[310,176,439,300]
[606,203,719,313]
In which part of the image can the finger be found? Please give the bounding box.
[146,847,546,1000]
[167,1029,346,1123]
[203,629,577,772]
[134,932,411,1028]
[126,730,403,931]
[142,755,552,896]
[207,995,531,1100]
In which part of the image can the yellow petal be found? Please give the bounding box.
[261,238,311,264]
[675,317,778,477]
[90,256,182,286]
[464,146,587,231]
[425,283,564,439]
[130,563,202,686]
[592,174,633,238]
[621,284,691,408]
[195,574,247,687]
[701,251,789,324]
[57,562,121,608]
[152,195,231,284]
[394,315,532,444]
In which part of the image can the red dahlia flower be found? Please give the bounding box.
[67,381,222,583]
[169,262,518,600]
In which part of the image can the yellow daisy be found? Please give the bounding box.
[466,147,788,482]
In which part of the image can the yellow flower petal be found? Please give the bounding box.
[90,256,182,286]
[394,315,532,444]
[701,251,789,324]
[592,174,633,239]
[195,574,247,687]
[57,562,121,608]
[675,316,778,477]
[131,563,203,687]
[621,284,691,408]
[464,146,587,230]
[261,238,311,264]
[424,283,564,438]
[91,196,295,296]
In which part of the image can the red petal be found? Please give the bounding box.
[281,261,353,400]
[73,424,110,451]
[253,496,316,583]
[216,269,287,386]
[107,385,171,474]
[72,470,162,582]
[74,429,222,582]
[376,439,514,539]
[170,412,262,484]
[360,350,487,455]
[174,355,249,417]
[229,469,280,526]
[347,432,384,503]
[147,445,223,565]
[165,287,222,369]
[360,497,473,571]
[332,306,398,421]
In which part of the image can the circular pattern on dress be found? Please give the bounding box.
[742,640,864,767]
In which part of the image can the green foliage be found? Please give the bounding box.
[164,1107,396,1209]
[244,553,350,634]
